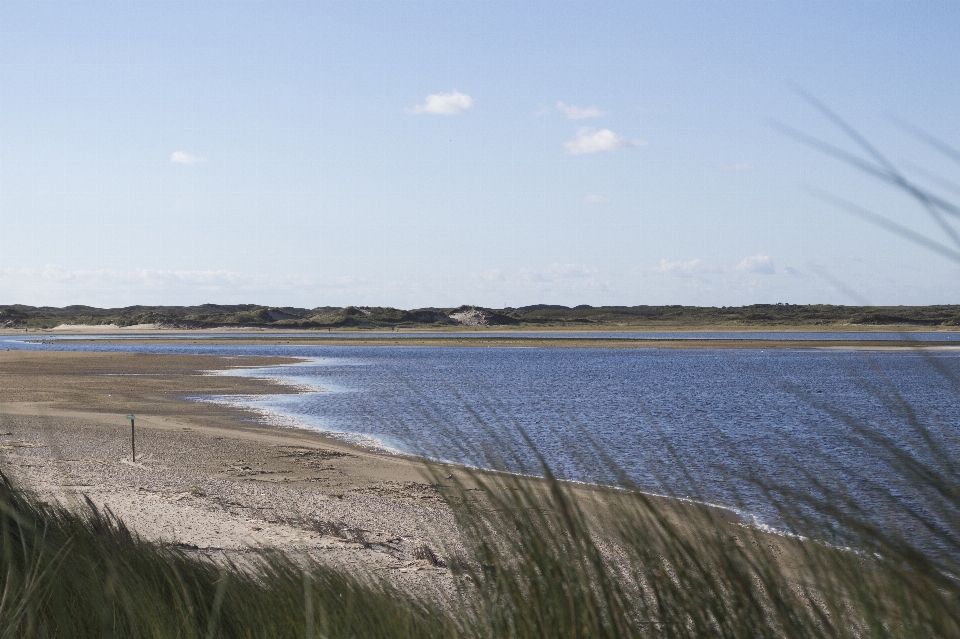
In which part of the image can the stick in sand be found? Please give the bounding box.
[126,414,136,462]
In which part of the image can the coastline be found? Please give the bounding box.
[3,322,960,336]
[9,335,960,351]
[0,349,840,603]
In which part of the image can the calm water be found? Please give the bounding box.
[4,335,959,532]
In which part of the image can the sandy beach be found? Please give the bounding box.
[0,350,467,600]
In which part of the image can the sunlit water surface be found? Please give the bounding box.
[4,335,958,533]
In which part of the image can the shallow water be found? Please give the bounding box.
[4,335,959,533]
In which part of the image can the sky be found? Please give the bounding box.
[1,0,958,309]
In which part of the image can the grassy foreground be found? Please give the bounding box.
[0,474,448,638]
[1,441,957,638]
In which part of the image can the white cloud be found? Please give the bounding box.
[525,263,599,283]
[170,151,204,164]
[583,194,610,205]
[736,253,775,274]
[717,162,754,171]
[34,264,241,286]
[645,254,776,278]
[564,128,643,155]
[475,263,609,299]
[0,265,382,307]
[653,258,707,277]
[556,101,604,119]
[408,90,474,115]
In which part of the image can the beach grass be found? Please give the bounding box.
[0,474,449,638]
[1,401,958,639]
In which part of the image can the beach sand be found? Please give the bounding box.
[0,350,464,600]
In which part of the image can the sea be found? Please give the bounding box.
[3,331,959,537]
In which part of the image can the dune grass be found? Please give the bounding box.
[1,407,958,639]
[0,478,450,639]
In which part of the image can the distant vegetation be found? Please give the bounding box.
[1,303,959,330]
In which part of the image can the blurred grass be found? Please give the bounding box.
[2,425,958,639]
[0,476,449,638]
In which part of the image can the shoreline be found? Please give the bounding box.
[3,323,960,337]
[9,336,960,351]
[0,349,472,600]
[0,349,839,602]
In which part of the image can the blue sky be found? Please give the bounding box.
[1,0,958,308]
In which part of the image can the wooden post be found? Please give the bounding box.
[127,414,136,462]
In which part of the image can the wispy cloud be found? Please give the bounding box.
[0,265,380,307]
[170,151,204,164]
[556,101,604,120]
[408,90,474,115]
[717,162,754,171]
[475,263,609,299]
[736,253,775,274]
[564,128,643,155]
[32,265,240,285]
[652,258,708,277]
[646,254,775,277]
[583,194,610,205]
[526,263,599,284]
